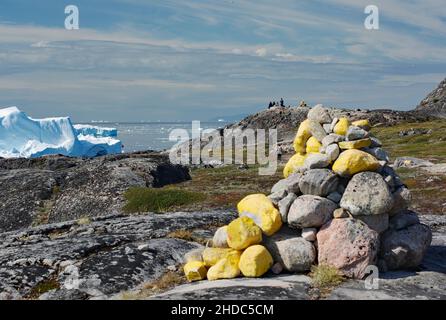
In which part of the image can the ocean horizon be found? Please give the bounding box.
[75,121,230,152]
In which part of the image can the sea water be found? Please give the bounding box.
[75,121,229,152]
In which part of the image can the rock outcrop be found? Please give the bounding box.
[416,78,446,117]
[0,153,191,232]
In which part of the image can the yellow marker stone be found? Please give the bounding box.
[207,251,242,281]
[306,136,321,154]
[238,245,273,278]
[184,261,207,282]
[227,216,263,250]
[338,138,372,150]
[352,119,371,131]
[293,119,312,154]
[283,153,307,178]
[237,194,282,236]
[334,118,350,136]
[202,248,240,267]
[332,149,379,177]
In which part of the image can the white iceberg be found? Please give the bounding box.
[0,106,122,158]
[73,124,118,138]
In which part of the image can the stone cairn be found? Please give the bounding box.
[183,105,432,282]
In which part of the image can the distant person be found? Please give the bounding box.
[280,98,284,107]
[268,101,273,109]
[299,100,308,108]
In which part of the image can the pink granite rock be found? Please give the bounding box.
[317,218,379,279]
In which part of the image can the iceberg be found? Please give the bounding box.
[73,124,118,138]
[0,106,122,158]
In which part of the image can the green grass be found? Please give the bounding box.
[123,187,207,213]
[372,120,446,162]
[310,264,344,291]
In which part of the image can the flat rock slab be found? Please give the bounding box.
[0,210,236,299]
[150,275,312,300]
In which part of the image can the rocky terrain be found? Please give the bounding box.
[0,152,190,233]
[417,78,446,118]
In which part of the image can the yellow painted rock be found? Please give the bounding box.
[203,248,240,267]
[207,251,241,281]
[239,245,273,278]
[184,261,207,282]
[283,153,307,178]
[338,138,372,150]
[293,119,312,154]
[306,136,321,154]
[334,118,349,136]
[352,119,371,131]
[332,149,380,177]
[237,194,282,236]
[227,216,263,250]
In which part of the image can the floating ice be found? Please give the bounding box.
[0,107,122,158]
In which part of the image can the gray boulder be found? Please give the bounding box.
[380,223,432,270]
[389,187,412,216]
[325,144,340,162]
[340,172,393,216]
[307,105,332,124]
[363,147,390,162]
[269,189,288,206]
[346,126,369,141]
[322,134,344,147]
[389,211,420,230]
[308,120,328,142]
[356,214,389,233]
[304,153,331,169]
[264,228,316,272]
[298,169,339,197]
[278,193,298,223]
[288,195,337,228]
[271,173,301,195]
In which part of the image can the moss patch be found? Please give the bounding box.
[28,278,60,299]
[123,187,207,213]
[309,264,344,298]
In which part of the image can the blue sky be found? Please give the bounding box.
[0,0,445,121]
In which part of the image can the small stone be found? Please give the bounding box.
[239,245,273,278]
[268,190,288,206]
[332,149,379,177]
[271,173,302,195]
[207,251,241,281]
[302,228,317,242]
[264,229,316,272]
[327,192,342,203]
[184,261,207,282]
[363,147,390,162]
[346,126,369,141]
[323,123,332,134]
[288,195,337,228]
[341,172,393,216]
[184,248,204,263]
[352,119,371,131]
[389,211,420,230]
[325,144,340,162]
[203,248,240,267]
[304,153,331,169]
[389,187,412,216]
[238,194,283,236]
[308,104,332,124]
[333,208,349,219]
[333,118,349,136]
[299,169,339,197]
[370,137,383,148]
[306,136,322,153]
[330,118,339,132]
[227,217,262,250]
[308,120,328,142]
[339,138,372,150]
[271,262,284,275]
[278,193,298,223]
[356,214,389,233]
[322,134,344,147]
[212,226,229,248]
